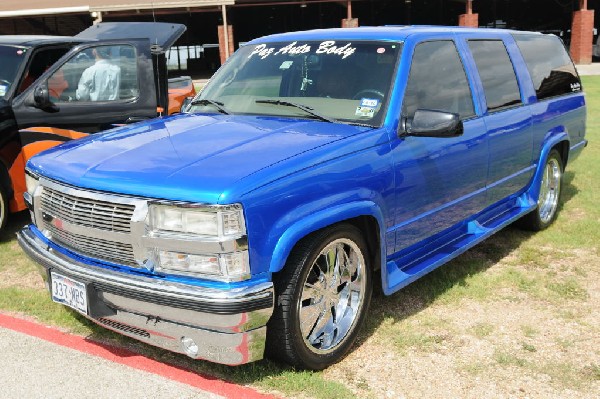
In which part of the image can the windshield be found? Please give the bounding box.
[190,40,401,126]
[0,45,28,99]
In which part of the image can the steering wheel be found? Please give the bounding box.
[353,89,385,101]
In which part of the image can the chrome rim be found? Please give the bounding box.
[538,157,561,223]
[298,238,366,354]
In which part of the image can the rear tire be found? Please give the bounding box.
[266,223,372,370]
[519,149,563,231]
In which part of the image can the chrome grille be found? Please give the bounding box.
[41,186,135,233]
[45,224,137,267]
[39,184,139,267]
[97,318,150,338]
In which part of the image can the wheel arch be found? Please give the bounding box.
[529,133,569,203]
[268,201,386,276]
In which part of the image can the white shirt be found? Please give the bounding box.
[76,59,121,101]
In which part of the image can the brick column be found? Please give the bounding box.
[342,18,359,28]
[218,25,234,64]
[458,13,478,27]
[570,9,594,64]
[458,0,478,28]
[341,0,358,28]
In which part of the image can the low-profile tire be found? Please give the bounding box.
[266,223,372,370]
[0,183,8,233]
[519,149,563,231]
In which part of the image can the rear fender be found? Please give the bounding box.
[528,130,569,202]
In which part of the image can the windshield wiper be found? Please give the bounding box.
[255,99,336,123]
[190,98,230,115]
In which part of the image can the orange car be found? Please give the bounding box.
[0,22,194,231]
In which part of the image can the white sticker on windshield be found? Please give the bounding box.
[280,60,294,70]
[355,106,375,119]
[0,85,6,97]
[360,98,379,108]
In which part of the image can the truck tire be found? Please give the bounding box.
[266,223,372,370]
[519,149,563,231]
[0,183,8,233]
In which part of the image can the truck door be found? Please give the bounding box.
[11,39,158,133]
[391,39,489,252]
[466,38,534,205]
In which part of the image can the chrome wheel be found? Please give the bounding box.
[298,238,367,354]
[538,156,562,224]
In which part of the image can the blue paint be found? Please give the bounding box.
[26,26,587,295]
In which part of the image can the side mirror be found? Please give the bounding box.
[33,84,59,113]
[403,109,463,138]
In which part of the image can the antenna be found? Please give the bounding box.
[151,1,163,116]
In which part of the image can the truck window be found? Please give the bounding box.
[468,40,522,112]
[17,47,71,94]
[402,40,474,119]
[49,45,139,103]
[0,45,28,99]
[513,34,581,101]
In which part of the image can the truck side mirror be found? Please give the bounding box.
[402,109,463,138]
[33,84,59,113]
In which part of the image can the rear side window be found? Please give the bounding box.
[402,40,474,119]
[514,34,581,101]
[468,40,521,112]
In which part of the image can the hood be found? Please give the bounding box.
[28,113,364,204]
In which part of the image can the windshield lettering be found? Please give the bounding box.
[276,42,311,56]
[316,41,356,59]
[249,44,275,59]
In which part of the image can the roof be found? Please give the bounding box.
[0,35,84,46]
[250,25,539,45]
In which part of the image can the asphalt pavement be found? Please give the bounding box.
[0,314,274,399]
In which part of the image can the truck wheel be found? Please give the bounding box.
[0,184,8,233]
[267,224,372,370]
[519,149,563,231]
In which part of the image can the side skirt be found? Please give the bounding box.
[382,192,537,295]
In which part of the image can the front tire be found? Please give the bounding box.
[266,224,372,370]
[519,149,563,231]
[0,183,8,233]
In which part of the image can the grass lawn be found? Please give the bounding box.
[0,77,599,399]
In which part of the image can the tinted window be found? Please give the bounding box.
[402,41,474,119]
[51,45,138,103]
[468,40,521,111]
[514,34,581,100]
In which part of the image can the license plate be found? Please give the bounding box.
[51,272,88,314]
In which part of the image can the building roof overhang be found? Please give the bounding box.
[0,0,234,18]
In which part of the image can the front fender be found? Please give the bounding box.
[268,200,386,273]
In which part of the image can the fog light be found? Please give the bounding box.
[181,336,199,357]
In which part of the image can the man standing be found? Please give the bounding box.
[76,47,120,101]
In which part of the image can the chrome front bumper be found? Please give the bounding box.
[18,226,274,366]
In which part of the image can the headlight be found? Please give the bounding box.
[155,250,249,281]
[147,203,249,282]
[149,203,244,238]
[25,170,40,196]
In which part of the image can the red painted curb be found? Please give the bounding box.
[0,313,278,399]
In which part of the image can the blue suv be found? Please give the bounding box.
[19,26,587,370]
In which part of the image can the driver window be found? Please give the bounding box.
[49,45,139,103]
[402,40,475,119]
